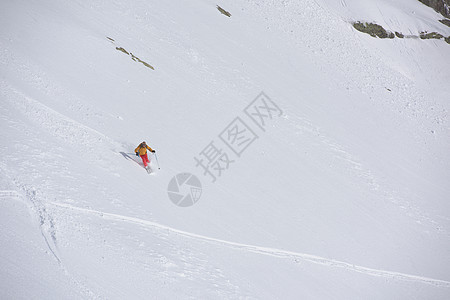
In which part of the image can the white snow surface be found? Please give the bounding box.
[1,0,449,299]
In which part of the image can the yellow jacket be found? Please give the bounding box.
[135,143,154,155]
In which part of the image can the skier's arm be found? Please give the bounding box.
[146,145,154,152]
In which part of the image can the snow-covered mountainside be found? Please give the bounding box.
[1,0,449,298]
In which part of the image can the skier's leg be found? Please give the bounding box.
[140,154,148,167]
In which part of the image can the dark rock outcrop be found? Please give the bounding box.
[418,0,450,18]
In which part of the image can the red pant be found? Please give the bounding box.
[140,153,150,167]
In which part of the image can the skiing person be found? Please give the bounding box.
[135,141,155,169]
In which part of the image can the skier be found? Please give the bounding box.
[135,141,155,170]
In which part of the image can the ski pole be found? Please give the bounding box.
[154,152,160,169]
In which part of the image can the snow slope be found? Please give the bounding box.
[1,0,449,298]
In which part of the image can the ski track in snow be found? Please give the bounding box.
[1,1,449,297]
[0,79,120,155]
[0,190,99,299]
[49,201,450,288]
